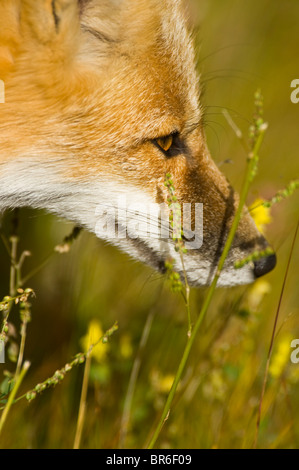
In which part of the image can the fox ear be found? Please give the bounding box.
[21,0,80,46]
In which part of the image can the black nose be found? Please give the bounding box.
[254,253,277,278]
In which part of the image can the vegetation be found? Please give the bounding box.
[0,0,299,449]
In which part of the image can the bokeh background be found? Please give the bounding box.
[0,0,298,449]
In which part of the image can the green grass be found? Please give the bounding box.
[0,0,299,449]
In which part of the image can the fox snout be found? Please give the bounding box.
[148,150,277,287]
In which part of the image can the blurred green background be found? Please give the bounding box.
[0,0,298,449]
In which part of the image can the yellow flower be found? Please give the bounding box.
[150,369,175,394]
[120,334,133,359]
[249,198,272,234]
[80,319,108,363]
[159,374,175,393]
[247,278,271,311]
[269,334,292,378]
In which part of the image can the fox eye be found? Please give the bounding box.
[156,135,174,153]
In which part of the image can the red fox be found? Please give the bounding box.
[0,0,276,287]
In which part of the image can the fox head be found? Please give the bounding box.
[0,0,276,287]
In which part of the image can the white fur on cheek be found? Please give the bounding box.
[0,159,255,287]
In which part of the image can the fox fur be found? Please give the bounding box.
[0,0,276,286]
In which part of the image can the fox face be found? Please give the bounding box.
[0,0,276,287]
